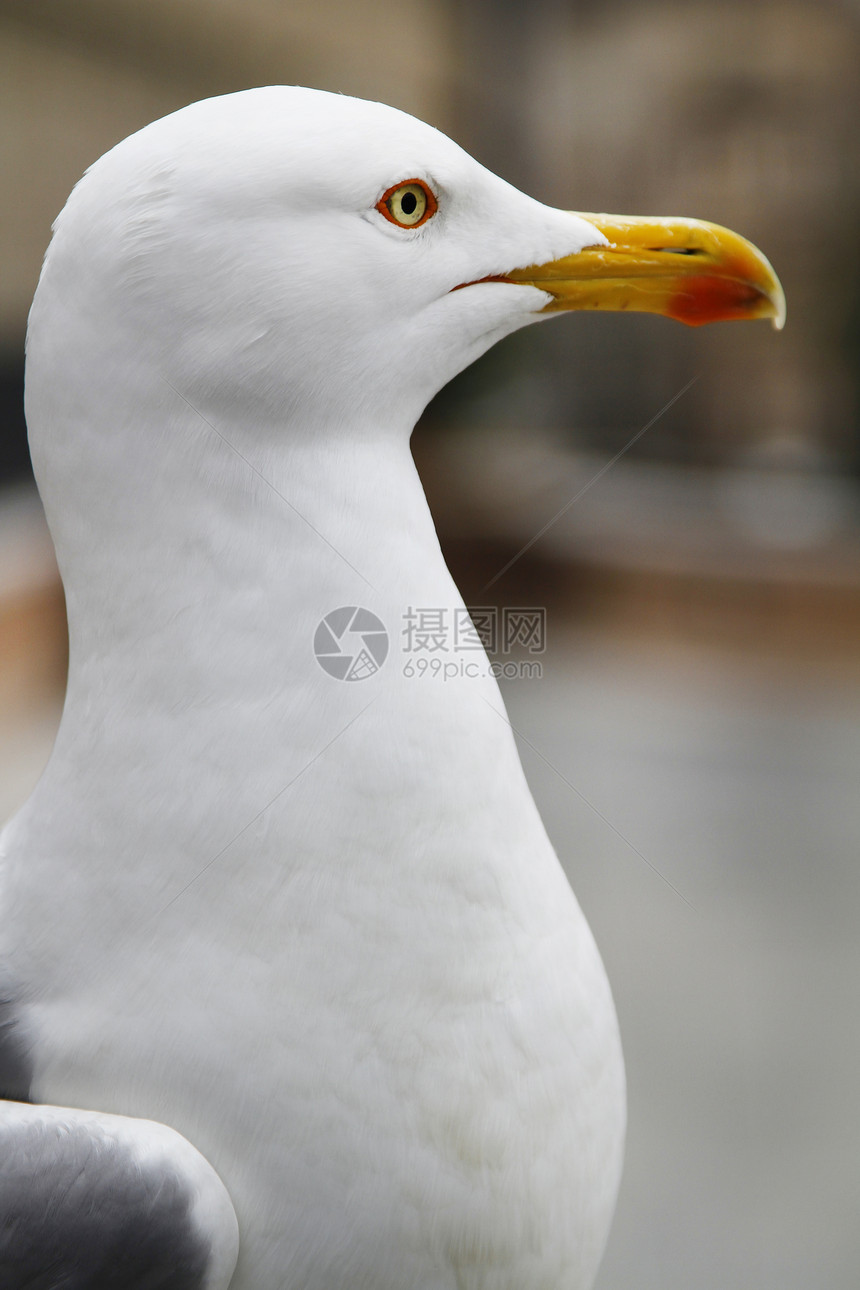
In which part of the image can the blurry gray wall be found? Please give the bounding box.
[442,0,860,473]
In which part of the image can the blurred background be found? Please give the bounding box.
[2,1,859,1286]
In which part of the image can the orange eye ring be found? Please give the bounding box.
[376,179,438,229]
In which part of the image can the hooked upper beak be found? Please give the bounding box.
[500,213,785,330]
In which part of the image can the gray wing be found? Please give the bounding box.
[0,995,32,1104]
[0,1101,239,1290]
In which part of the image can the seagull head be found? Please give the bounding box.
[33,86,784,440]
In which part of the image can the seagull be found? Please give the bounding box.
[0,87,783,1290]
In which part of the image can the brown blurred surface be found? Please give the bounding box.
[0,490,64,712]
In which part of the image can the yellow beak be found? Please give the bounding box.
[503,213,785,329]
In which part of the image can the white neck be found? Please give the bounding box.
[12,379,552,986]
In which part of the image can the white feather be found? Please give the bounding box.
[4,87,623,1290]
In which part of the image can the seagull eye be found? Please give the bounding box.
[377,180,437,229]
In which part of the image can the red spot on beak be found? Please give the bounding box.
[667,274,765,327]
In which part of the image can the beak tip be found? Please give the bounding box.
[769,285,787,331]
